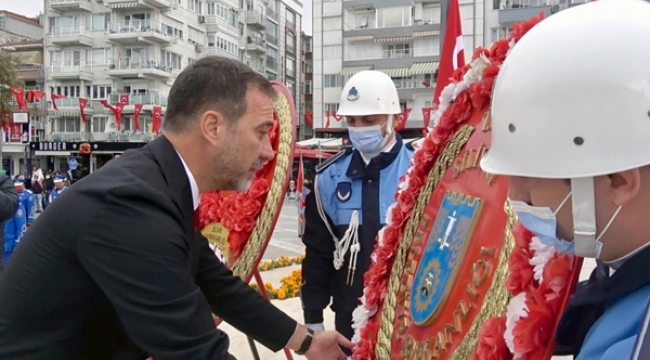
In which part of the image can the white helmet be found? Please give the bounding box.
[337,70,402,116]
[480,0,650,259]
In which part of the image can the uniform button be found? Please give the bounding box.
[352,170,357,174]
[367,179,373,184]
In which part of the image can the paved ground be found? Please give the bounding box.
[221,198,596,360]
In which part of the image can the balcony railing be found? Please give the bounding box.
[50,61,93,74]
[108,56,173,72]
[48,97,94,109]
[108,20,167,35]
[45,132,92,142]
[503,0,557,8]
[246,10,265,24]
[266,33,278,45]
[16,64,43,71]
[247,36,265,46]
[109,92,168,106]
[249,62,265,73]
[343,17,439,31]
[392,79,433,89]
[344,47,438,61]
[51,0,91,4]
[51,25,90,37]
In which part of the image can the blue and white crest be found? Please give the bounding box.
[410,191,484,325]
[347,87,360,101]
[336,182,352,202]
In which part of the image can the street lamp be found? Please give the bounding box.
[0,45,16,169]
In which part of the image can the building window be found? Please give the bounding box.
[49,85,81,97]
[324,75,343,88]
[84,85,112,100]
[53,117,82,133]
[286,9,296,29]
[286,33,296,54]
[491,27,512,42]
[286,57,295,77]
[91,116,108,133]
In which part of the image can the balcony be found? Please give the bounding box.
[392,77,435,99]
[108,92,168,110]
[108,20,175,46]
[266,7,278,22]
[246,10,266,29]
[48,98,94,114]
[50,0,92,12]
[246,36,266,53]
[16,64,44,81]
[498,0,559,24]
[204,15,239,35]
[49,61,93,81]
[247,61,265,74]
[104,0,171,10]
[205,46,239,59]
[44,132,92,142]
[343,16,440,39]
[342,0,376,10]
[50,25,93,47]
[345,47,437,61]
[107,57,173,80]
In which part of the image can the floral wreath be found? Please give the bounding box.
[351,13,581,360]
[197,113,280,264]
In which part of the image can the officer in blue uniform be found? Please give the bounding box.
[300,70,414,351]
[14,179,35,226]
[49,176,67,203]
[3,202,26,264]
[479,1,650,359]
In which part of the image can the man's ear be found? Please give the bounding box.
[199,110,227,146]
[608,168,641,206]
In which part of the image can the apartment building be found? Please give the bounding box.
[484,0,589,44]
[40,0,302,172]
[300,31,312,140]
[312,0,483,136]
[0,11,44,175]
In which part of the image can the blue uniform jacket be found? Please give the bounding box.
[18,190,35,225]
[49,187,66,203]
[556,246,650,360]
[3,203,27,263]
[300,135,414,324]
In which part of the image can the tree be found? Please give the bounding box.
[0,50,24,126]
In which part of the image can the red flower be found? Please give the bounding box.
[513,222,534,250]
[489,39,510,63]
[398,189,417,214]
[471,316,511,360]
[248,178,270,198]
[541,254,572,304]
[512,290,554,356]
[511,13,545,42]
[506,248,534,294]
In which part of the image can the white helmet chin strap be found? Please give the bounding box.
[570,177,623,259]
[571,177,599,258]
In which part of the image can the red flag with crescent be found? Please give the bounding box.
[51,93,66,111]
[133,103,143,131]
[152,105,162,134]
[433,0,465,105]
[78,98,88,123]
[10,88,27,110]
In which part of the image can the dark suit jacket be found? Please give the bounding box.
[0,136,297,359]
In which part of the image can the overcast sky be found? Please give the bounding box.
[4,0,313,35]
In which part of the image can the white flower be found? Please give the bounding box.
[529,236,556,283]
[351,296,377,344]
[504,293,528,358]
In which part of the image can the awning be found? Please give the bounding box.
[376,68,411,77]
[410,62,439,75]
[413,30,440,37]
[35,151,71,156]
[374,37,412,43]
[344,35,373,42]
[105,1,140,8]
[340,66,372,75]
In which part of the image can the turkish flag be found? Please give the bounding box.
[133,103,143,131]
[152,105,162,134]
[422,107,433,129]
[119,94,129,104]
[51,93,66,111]
[115,102,126,131]
[304,110,313,128]
[78,98,89,123]
[433,0,465,105]
[395,108,412,131]
[10,88,27,110]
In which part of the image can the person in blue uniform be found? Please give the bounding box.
[479,1,650,359]
[300,70,415,351]
[48,176,67,203]
[3,202,26,264]
[13,179,34,226]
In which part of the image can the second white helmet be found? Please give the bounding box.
[337,71,402,116]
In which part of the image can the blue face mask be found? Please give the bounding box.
[510,193,575,254]
[348,124,387,155]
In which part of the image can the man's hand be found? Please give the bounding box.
[304,330,352,360]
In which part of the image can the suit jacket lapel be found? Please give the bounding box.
[143,136,196,241]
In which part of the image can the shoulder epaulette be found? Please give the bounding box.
[316,148,352,173]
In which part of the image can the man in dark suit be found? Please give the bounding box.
[0,57,351,360]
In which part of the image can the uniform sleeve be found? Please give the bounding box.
[194,235,298,351]
[25,193,35,225]
[0,176,19,222]
[14,206,26,246]
[77,186,233,360]
[300,185,336,324]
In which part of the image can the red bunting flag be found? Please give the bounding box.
[78,98,88,123]
[152,105,162,134]
[50,93,66,111]
[10,88,27,110]
[133,103,143,131]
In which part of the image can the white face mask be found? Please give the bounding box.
[510,192,622,259]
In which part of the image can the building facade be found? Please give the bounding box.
[40,0,302,173]
[311,0,484,136]
[300,31,312,140]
